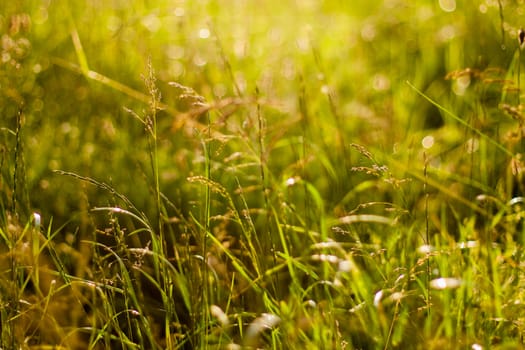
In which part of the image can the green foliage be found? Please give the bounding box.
[2,0,525,349]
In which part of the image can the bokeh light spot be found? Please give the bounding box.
[198,28,210,39]
[439,0,456,12]
[422,135,434,149]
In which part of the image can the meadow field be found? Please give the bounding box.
[2,0,525,349]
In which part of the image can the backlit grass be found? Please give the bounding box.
[2,1,525,349]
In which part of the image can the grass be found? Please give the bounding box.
[2,0,525,349]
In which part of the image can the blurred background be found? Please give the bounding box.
[0,0,522,232]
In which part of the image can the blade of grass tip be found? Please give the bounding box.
[62,0,89,75]
[406,81,513,157]
[270,206,303,290]
[31,213,41,291]
[498,0,505,49]
[50,57,153,105]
